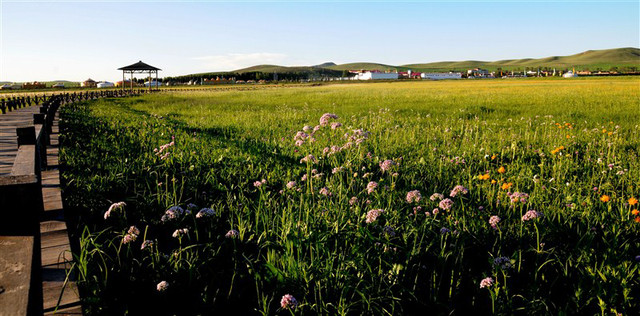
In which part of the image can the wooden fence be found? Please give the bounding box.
[0,89,147,315]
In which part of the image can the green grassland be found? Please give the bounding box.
[60,77,640,315]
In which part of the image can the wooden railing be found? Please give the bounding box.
[0,89,147,315]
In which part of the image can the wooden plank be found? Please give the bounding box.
[0,236,34,316]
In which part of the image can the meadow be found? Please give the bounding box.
[59,77,640,315]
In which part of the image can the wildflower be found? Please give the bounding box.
[430,193,444,201]
[319,113,338,126]
[366,181,378,194]
[600,195,610,203]
[349,196,358,206]
[489,216,501,230]
[508,192,530,204]
[299,154,317,164]
[253,179,267,188]
[319,187,331,196]
[123,226,140,244]
[280,294,298,309]
[493,257,512,269]
[629,197,638,206]
[366,209,384,224]
[161,206,185,222]
[406,190,422,203]
[172,228,189,238]
[501,182,513,190]
[522,210,542,222]
[331,122,342,130]
[286,181,297,189]
[225,229,239,239]
[439,198,454,211]
[635,217,640,223]
[432,208,439,215]
[498,166,506,174]
[332,167,344,174]
[632,209,639,216]
[104,201,126,219]
[302,125,312,132]
[157,281,169,292]
[479,277,494,289]
[379,159,395,172]
[382,225,396,237]
[196,208,215,218]
[141,240,154,250]
[478,173,490,180]
[440,227,451,234]
[450,185,468,197]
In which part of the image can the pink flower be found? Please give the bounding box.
[479,277,494,288]
[439,198,454,210]
[300,154,318,164]
[225,229,239,238]
[489,215,501,230]
[379,159,395,172]
[331,122,342,130]
[319,113,339,126]
[319,187,331,196]
[172,228,189,238]
[253,179,267,188]
[141,240,154,250]
[196,208,215,218]
[406,190,422,203]
[349,196,358,205]
[104,201,126,219]
[429,193,444,201]
[157,281,169,292]
[280,294,298,309]
[366,209,384,224]
[366,181,378,194]
[522,210,542,221]
[450,185,468,197]
[286,181,297,189]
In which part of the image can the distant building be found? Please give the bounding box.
[116,80,136,87]
[22,81,46,89]
[467,68,491,78]
[52,83,65,89]
[144,80,162,87]
[0,84,13,90]
[354,71,398,80]
[97,81,115,88]
[563,71,578,78]
[81,78,97,88]
[421,72,462,80]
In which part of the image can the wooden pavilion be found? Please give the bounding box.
[118,61,161,92]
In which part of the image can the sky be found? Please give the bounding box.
[0,0,638,82]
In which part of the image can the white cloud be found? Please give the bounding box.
[193,53,287,71]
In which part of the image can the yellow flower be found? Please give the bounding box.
[608,132,613,136]
[491,179,497,184]
[491,154,497,160]
[629,197,638,206]
[566,134,571,139]
[478,173,490,180]
[600,195,610,203]
[501,182,513,190]
[631,209,639,216]
[497,166,506,174]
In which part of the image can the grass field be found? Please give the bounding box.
[60,77,639,315]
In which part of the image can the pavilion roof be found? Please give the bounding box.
[118,60,161,71]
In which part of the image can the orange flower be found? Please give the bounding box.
[566,134,571,139]
[631,209,639,216]
[478,173,490,180]
[600,195,610,203]
[635,217,640,223]
[491,179,497,184]
[501,182,513,190]
[607,132,613,136]
[491,155,497,160]
[498,166,506,174]
[628,197,638,206]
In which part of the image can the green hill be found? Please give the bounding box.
[173,47,639,80]
[402,47,640,71]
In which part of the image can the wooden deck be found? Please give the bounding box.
[0,106,41,176]
[40,113,82,315]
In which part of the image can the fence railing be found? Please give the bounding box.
[0,89,148,315]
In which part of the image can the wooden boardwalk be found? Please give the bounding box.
[0,104,82,315]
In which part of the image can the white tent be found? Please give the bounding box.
[144,81,161,87]
[97,81,115,88]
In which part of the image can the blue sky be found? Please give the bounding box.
[1,1,638,82]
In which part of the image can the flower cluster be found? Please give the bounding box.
[280,294,298,309]
[430,193,444,201]
[154,139,175,160]
[489,215,501,230]
[172,228,189,238]
[123,226,140,244]
[508,192,530,204]
[300,154,318,164]
[439,198,454,211]
[450,185,468,197]
[104,201,126,219]
[379,159,396,172]
[319,113,338,126]
[225,229,239,239]
[493,257,513,270]
[157,281,169,292]
[406,190,422,203]
[522,210,542,222]
[366,209,384,224]
[479,277,494,288]
[253,179,267,188]
[366,181,378,194]
[196,208,215,219]
[161,206,186,222]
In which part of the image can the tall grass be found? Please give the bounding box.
[60,77,640,315]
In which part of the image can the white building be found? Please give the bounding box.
[144,80,162,87]
[421,72,462,80]
[97,81,115,88]
[355,72,398,80]
[563,71,578,78]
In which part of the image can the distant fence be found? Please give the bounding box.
[0,89,149,315]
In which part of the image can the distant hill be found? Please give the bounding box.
[169,47,639,80]
[402,47,640,71]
